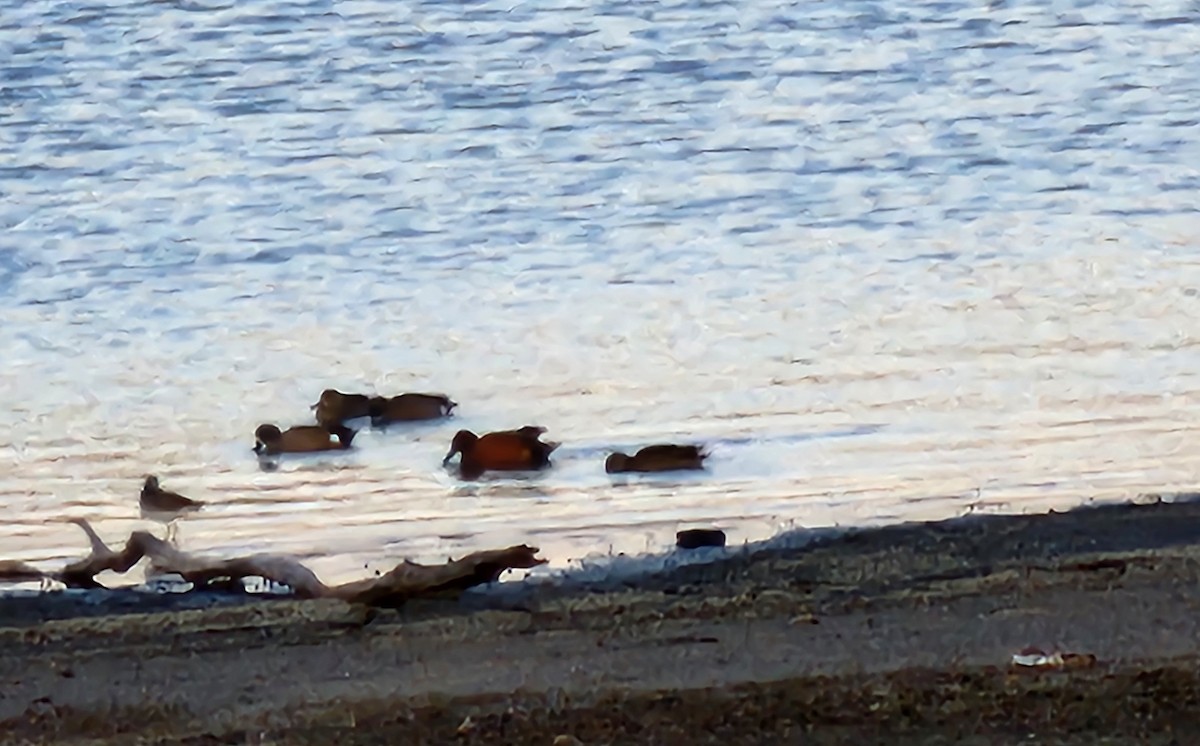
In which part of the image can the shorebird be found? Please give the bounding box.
[139,475,203,542]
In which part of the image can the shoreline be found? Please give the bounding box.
[4,494,1200,743]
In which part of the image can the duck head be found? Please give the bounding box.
[442,430,478,465]
[604,453,631,474]
[254,424,282,454]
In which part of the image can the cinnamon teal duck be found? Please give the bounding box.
[442,426,557,478]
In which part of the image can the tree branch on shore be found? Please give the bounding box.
[0,519,546,607]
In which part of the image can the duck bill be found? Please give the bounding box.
[253,441,264,454]
[442,446,459,466]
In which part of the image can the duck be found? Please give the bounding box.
[311,389,371,428]
[254,423,356,455]
[605,444,708,474]
[442,426,558,478]
[139,475,204,542]
[368,392,457,426]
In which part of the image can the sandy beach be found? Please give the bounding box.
[3,495,1200,744]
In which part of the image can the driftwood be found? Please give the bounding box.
[1,519,545,607]
[0,560,47,584]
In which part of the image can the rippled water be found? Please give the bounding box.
[3,0,1200,586]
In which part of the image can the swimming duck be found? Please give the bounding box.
[311,389,371,428]
[254,423,356,455]
[442,426,558,478]
[139,475,204,542]
[368,392,457,426]
[605,444,708,474]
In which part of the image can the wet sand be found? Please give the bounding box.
[4,495,1200,744]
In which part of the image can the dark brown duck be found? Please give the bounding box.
[605,444,708,474]
[368,393,456,426]
[442,426,558,478]
[312,389,371,428]
[254,423,356,455]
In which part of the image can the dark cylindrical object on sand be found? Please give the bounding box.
[676,528,726,550]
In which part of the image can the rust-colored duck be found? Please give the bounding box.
[254,423,356,455]
[368,393,457,426]
[605,444,708,474]
[442,426,558,478]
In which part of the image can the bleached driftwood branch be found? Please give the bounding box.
[0,519,546,607]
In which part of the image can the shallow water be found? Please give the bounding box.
[2,0,1200,586]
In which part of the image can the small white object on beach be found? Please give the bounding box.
[1011,647,1064,667]
[1011,646,1098,670]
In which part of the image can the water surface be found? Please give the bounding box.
[3,0,1200,585]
